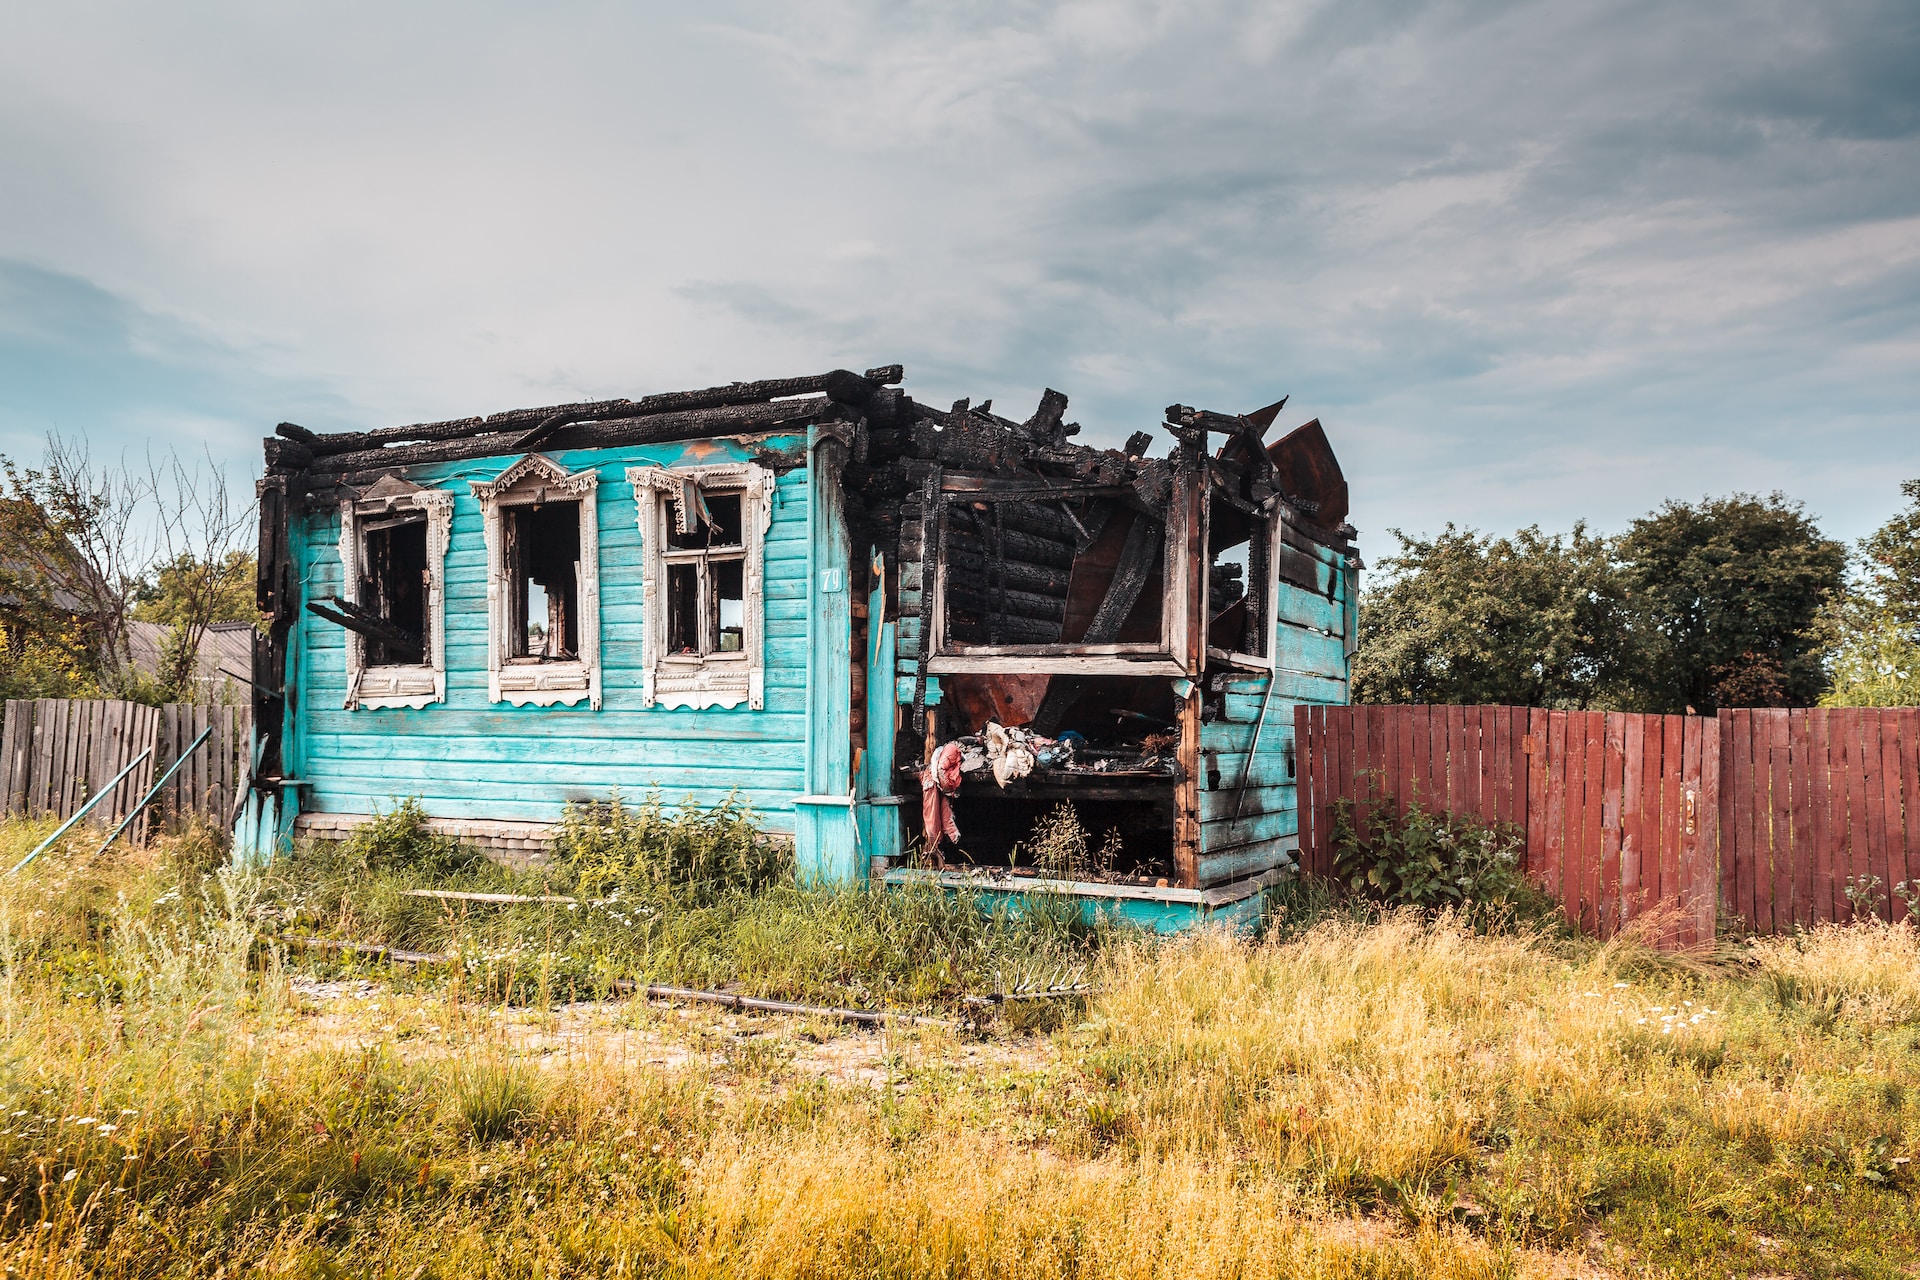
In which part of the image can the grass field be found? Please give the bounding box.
[0,809,1914,1278]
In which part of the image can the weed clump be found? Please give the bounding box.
[342,797,484,876]
[453,1059,543,1144]
[555,790,788,904]
[1330,795,1560,928]
[1011,803,1123,881]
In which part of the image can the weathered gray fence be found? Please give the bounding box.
[0,699,251,838]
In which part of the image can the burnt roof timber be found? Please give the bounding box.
[309,396,839,476]
[289,366,902,458]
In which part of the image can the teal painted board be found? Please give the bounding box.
[1271,620,1348,679]
[1200,807,1297,853]
[1200,784,1295,824]
[1195,846,1288,885]
[796,424,859,884]
[886,878,1271,936]
[1272,579,1345,637]
[287,437,821,832]
[1203,750,1295,790]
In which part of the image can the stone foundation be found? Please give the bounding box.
[292,812,555,869]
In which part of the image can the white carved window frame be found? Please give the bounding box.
[628,462,774,710]
[337,478,453,711]
[470,454,602,709]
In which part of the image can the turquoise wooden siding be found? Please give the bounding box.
[1195,528,1354,883]
[288,436,816,831]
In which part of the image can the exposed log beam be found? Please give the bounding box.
[303,367,895,456]
[305,597,423,663]
[312,398,834,475]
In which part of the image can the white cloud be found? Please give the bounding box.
[0,0,1914,542]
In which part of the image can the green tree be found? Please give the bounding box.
[133,551,256,628]
[1615,493,1845,712]
[1353,523,1630,707]
[1820,478,1920,708]
[1859,478,1920,631]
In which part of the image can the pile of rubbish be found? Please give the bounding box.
[919,723,1073,860]
[916,721,1186,863]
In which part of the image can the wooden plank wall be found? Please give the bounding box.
[0,699,250,835]
[1720,708,1918,929]
[1297,704,1719,945]
[291,441,813,832]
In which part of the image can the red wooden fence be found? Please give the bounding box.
[1719,708,1917,932]
[1294,704,1920,943]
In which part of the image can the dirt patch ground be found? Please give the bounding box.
[281,975,1060,1089]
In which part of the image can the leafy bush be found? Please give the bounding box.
[1330,795,1558,926]
[555,790,790,905]
[342,797,484,876]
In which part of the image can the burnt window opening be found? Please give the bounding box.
[357,513,429,666]
[661,490,747,657]
[935,494,1172,657]
[505,501,581,661]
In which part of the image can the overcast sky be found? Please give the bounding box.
[2,0,1916,551]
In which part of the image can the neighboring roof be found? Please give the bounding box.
[126,620,253,688]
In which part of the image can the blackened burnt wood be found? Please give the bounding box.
[304,368,893,457]
[942,581,1068,624]
[939,548,1071,596]
[1029,512,1166,737]
[306,399,637,457]
[912,466,942,736]
[306,598,424,663]
[944,610,1061,646]
[945,496,1084,544]
[313,398,833,475]
[252,475,293,784]
[1244,511,1269,657]
[275,422,321,446]
[262,438,313,474]
[944,521,1075,570]
[1084,513,1164,643]
[1020,388,1070,444]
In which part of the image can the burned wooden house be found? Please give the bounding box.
[240,367,1357,929]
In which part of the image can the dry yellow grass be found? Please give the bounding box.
[0,829,1911,1277]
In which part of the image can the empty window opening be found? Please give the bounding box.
[661,489,747,658]
[358,514,429,666]
[937,495,1172,657]
[506,501,580,661]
